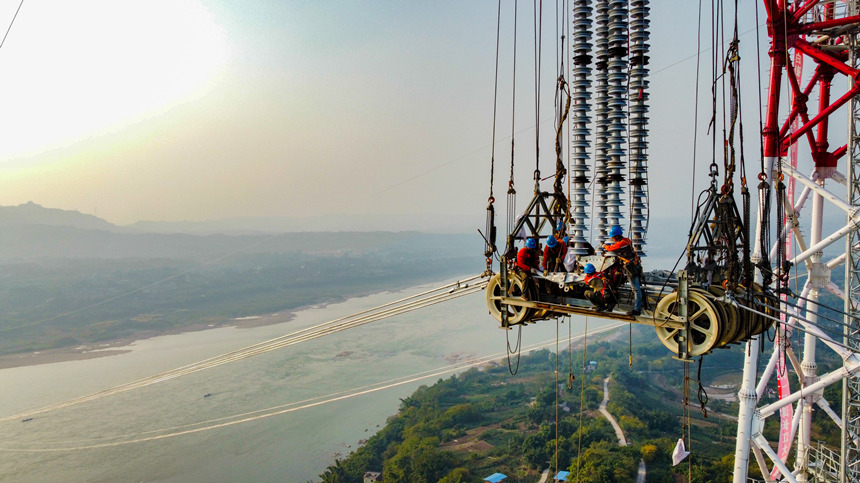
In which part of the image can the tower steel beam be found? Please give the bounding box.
[842,3,860,480]
[736,2,860,482]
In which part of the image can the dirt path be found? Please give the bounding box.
[599,376,627,446]
[600,375,649,482]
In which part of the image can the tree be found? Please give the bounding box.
[319,459,347,483]
[438,467,471,483]
[570,441,638,483]
[522,433,549,467]
[641,444,658,463]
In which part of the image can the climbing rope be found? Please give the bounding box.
[575,317,588,482]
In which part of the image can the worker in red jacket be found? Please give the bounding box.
[603,225,643,315]
[583,263,616,312]
[517,238,540,272]
[542,234,567,272]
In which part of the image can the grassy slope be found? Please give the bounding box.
[320,325,844,483]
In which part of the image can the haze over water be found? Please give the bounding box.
[0,278,617,482]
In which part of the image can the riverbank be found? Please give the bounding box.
[0,281,609,483]
[0,310,298,370]
[0,271,484,370]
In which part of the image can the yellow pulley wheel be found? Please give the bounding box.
[486,272,534,326]
[653,290,722,357]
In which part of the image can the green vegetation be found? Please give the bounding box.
[319,325,843,482]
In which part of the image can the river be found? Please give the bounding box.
[0,276,618,482]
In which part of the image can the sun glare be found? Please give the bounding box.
[0,0,230,161]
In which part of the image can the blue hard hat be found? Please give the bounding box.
[556,221,564,231]
[526,238,537,249]
[584,263,596,274]
[609,225,623,237]
[563,236,570,244]
[546,236,557,248]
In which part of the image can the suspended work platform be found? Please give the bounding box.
[486,267,776,357]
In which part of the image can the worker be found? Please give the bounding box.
[583,263,616,312]
[554,220,567,239]
[542,235,567,272]
[517,237,540,272]
[603,225,643,316]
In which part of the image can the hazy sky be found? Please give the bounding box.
[0,0,836,247]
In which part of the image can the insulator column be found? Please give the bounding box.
[570,0,593,255]
[605,0,629,235]
[593,0,611,240]
[628,0,650,256]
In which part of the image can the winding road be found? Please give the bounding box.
[599,376,646,482]
[598,376,627,446]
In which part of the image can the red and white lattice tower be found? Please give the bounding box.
[733,2,860,481]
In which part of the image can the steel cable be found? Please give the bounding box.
[0,324,627,452]
[0,277,487,422]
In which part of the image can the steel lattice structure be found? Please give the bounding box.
[843,7,860,480]
[733,1,860,482]
[486,2,860,479]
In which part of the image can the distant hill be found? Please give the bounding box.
[0,203,483,261]
[0,202,122,232]
[127,213,481,235]
[0,225,479,261]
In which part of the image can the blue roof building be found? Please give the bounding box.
[554,470,571,481]
[484,472,507,482]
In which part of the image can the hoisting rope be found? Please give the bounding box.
[721,9,742,292]
[706,0,720,193]
[554,316,561,477]
[575,318,588,482]
[757,171,773,289]
[727,0,752,288]
[533,0,543,192]
[563,1,572,220]
[683,361,693,480]
[690,0,705,225]
[696,356,709,417]
[507,325,523,375]
[629,321,633,367]
[506,0,519,258]
[552,9,566,468]
[484,0,503,273]
[552,1,570,229]
[775,3,790,295]
[567,315,575,390]
[554,76,571,198]
[553,7,570,202]
[773,3,790,294]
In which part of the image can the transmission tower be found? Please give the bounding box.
[733,2,860,482]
